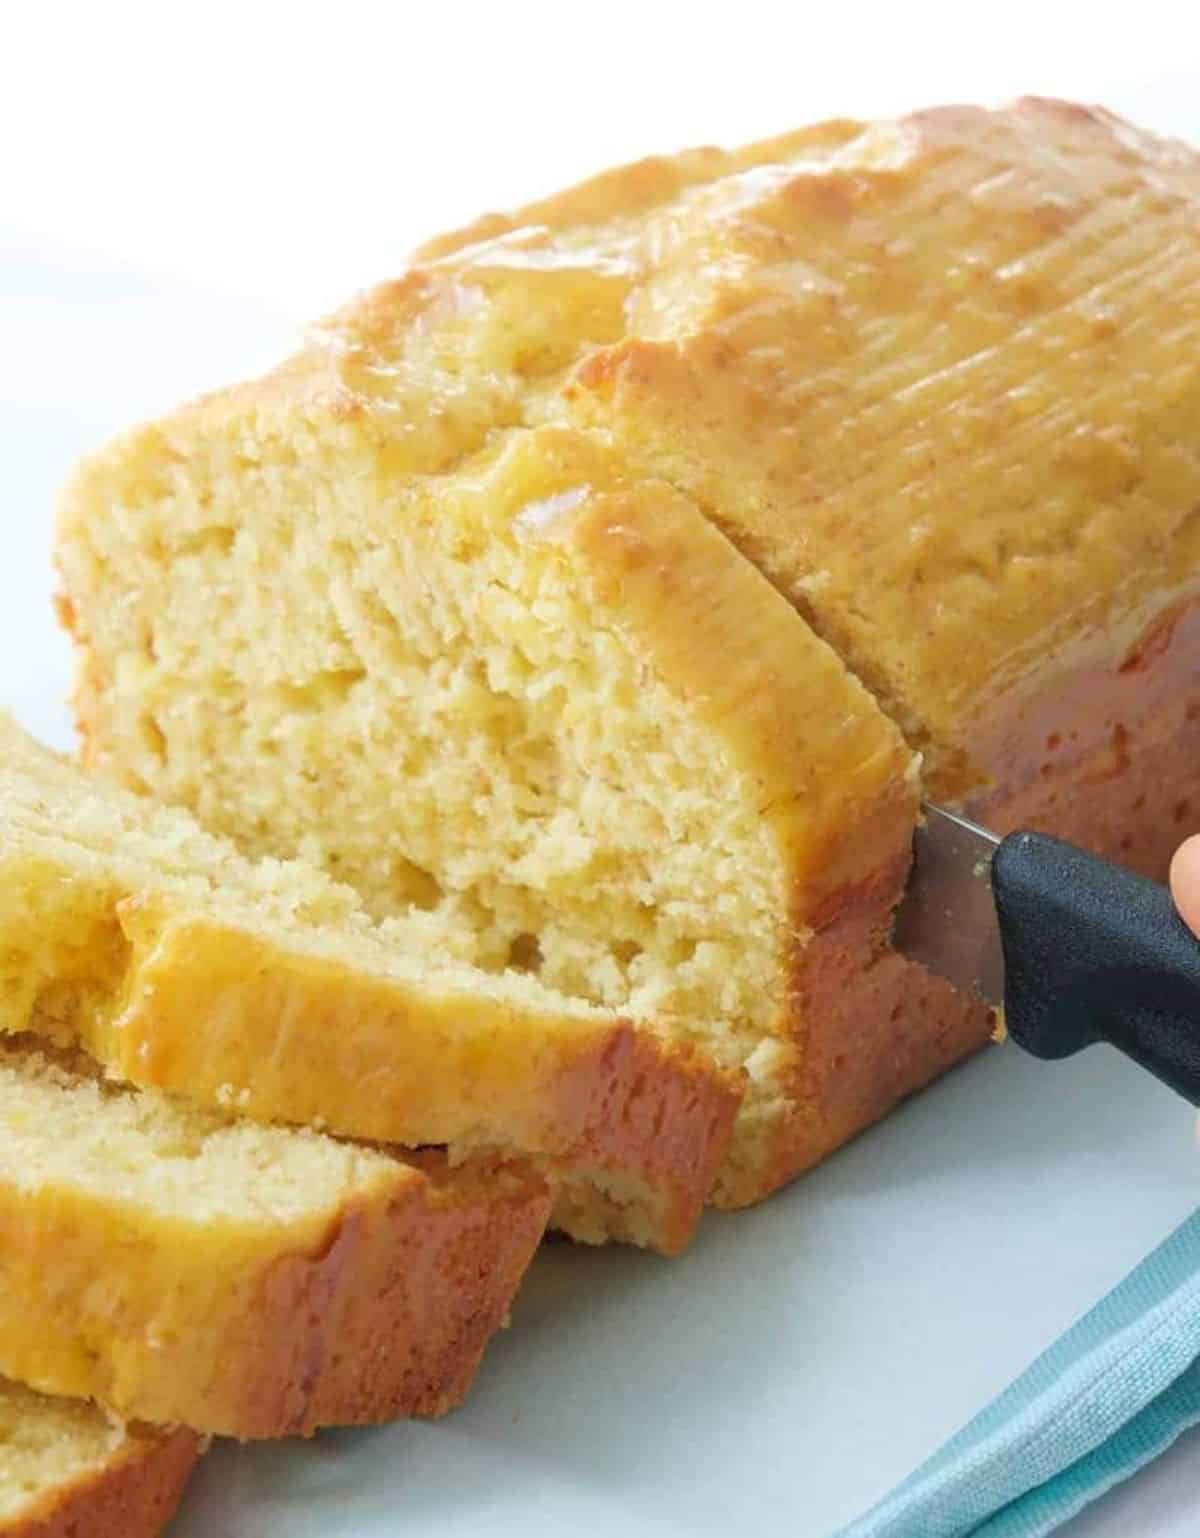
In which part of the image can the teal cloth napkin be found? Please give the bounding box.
[837,1208,1200,1538]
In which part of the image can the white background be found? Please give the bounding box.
[5,5,1200,1534]
[4,1,1200,318]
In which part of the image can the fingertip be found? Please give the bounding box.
[1169,834,1200,936]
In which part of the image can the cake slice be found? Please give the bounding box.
[61,101,1200,1211]
[0,1036,549,1437]
[0,1380,198,1538]
[0,714,735,1250]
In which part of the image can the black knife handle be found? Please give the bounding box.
[993,831,1200,1106]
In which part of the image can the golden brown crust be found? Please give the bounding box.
[0,1149,550,1438]
[413,118,866,263]
[543,1024,740,1252]
[5,1425,199,1538]
[720,852,993,1204]
[293,1156,551,1426]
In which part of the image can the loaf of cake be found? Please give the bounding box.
[0,714,735,1250]
[55,98,1200,1212]
[0,1035,549,1437]
[0,1380,197,1538]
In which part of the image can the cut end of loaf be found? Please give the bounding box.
[55,406,913,1217]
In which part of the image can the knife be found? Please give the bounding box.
[892,805,1200,1104]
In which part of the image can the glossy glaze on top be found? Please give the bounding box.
[309,98,1200,792]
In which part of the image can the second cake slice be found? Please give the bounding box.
[0,715,736,1251]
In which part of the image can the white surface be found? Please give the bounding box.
[5,26,1200,1534]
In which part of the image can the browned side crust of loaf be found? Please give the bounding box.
[0,1151,550,1439]
[967,598,1200,875]
[302,1155,551,1429]
[720,597,1200,1205]
[543,1026,744,1252]
[10,1426,200,1538]
[713,845,994,1207]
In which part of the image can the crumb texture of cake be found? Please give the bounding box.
[55,98,1200,1206]
[0,1035,550,1437]
[0,713,737,1251]
[0,1378,198,1538]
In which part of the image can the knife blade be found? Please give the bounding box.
[891,803,1200,1105]
[892,803,1004,1006]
